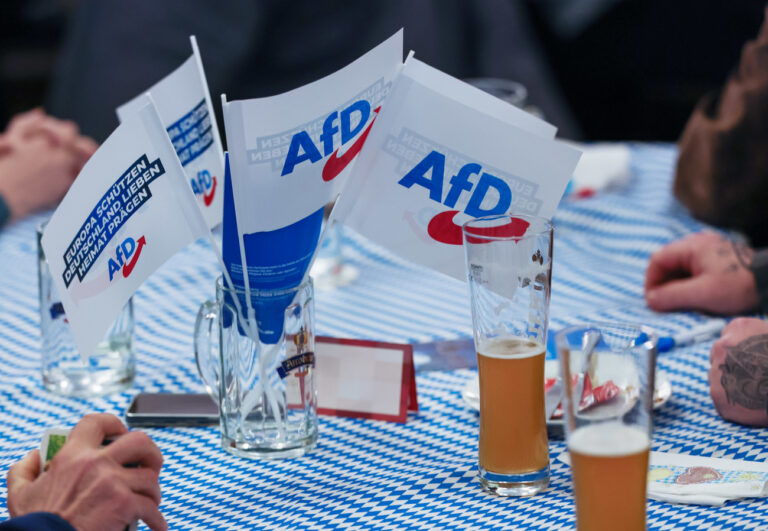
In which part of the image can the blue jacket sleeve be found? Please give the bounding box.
[0,194,10,231]
[0,512,76,530]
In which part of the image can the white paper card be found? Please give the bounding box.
[222,30,403,233]
[42,98,209,356]
[317,342,403,416]
[117,37,224,229]
[335,56,582,281]
[312,337,416,422]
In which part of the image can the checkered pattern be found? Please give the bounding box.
[1,144,767,529]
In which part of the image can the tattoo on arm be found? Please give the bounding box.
[716,235,755,270]
[719,334,768,411]
[730,239,755,269]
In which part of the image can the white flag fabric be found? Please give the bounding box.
[117,36,225,229]
[42,97,210,357]
[222,30,403,233]
[335,57,583,281]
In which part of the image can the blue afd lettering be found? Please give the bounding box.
[340,100,370,144]
[281,132,322,176]
[397,150,512,217]
[108,237,136,281]
[191,169,213,195]
[397,150,445,203]
[281,100,372,177]
[465,173,511,217]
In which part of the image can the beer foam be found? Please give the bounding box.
[568,423,650,457]
[478,337,545,359]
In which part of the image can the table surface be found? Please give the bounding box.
[1,144,767,530]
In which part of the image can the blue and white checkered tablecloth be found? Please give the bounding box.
[1,144,767,529]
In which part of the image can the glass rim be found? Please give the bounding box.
[555,322,659,349]
[215,274,313,298]
[461,213,552,242]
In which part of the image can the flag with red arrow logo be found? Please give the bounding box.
[117,36,224,229]
[222,30,403,234]
[41,96,209,357]
[333,56,583,281]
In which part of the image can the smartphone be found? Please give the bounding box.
[126,393,218,427]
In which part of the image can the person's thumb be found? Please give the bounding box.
[7,450,40,493]
[645,276,712,312]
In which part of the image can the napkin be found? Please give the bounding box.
[557,451,768,506]
[566,143,632,198]
[647,452,768,506]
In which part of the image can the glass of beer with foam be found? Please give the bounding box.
[556,324,658,531]
[462,214,553,496]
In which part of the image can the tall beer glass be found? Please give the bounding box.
[556,324,657,531]
[462,214,552,496]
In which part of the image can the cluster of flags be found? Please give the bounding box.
[41,29,581,357]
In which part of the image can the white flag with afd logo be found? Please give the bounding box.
[42,97,209,357]
[117,36,225,229]
[222,30,403,234]
[334,56,582,281]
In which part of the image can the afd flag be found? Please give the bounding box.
[42,96,210,357]
[222,30,403,234]
[117,36,224,229]
[334,56,582,281]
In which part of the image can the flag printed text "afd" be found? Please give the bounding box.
[62,154,165,287]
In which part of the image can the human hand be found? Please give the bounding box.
[709,318,768,427]
[644,231,759,314]
[6,413,167,531]
[0,109,98,221]
[0,109,97,163]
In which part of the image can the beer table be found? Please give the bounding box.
[1,144,766,529]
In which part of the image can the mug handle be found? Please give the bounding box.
[194,299,219,403]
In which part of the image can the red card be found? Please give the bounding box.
[312,336,418,423]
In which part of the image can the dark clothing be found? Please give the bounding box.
[750,249,768,315]
[47,0,581,144]
[0,513,75,531]
[0,194,10,230]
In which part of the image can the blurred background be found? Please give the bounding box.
[1,0,765,144]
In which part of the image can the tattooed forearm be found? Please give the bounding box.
[719,334,768,410]
[731,239,755,269]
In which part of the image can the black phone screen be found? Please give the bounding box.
[126,393,218,427]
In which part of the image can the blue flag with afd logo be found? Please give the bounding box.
[41,96,210,357]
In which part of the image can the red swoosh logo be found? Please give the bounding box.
[202,176,217,206]
[122,236,146,278]
[427,210,530,245]
[322,106,380,182]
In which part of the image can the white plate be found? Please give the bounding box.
[461,360,672,425]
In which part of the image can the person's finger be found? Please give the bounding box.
[28,118,79,148]
[71,135,98,163]
[5,108,44,136]
[0,137,13,156]
[132,493,168,531]
[68,413,128,447]
[6,450,40,492]
[710,338,727,364]
[645,275,713,312]
[104,431,163,472]
[645,238,696,291]
[122,467,162,505]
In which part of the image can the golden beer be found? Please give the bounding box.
[477,337,549,476]
[569,423,650,531]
